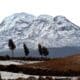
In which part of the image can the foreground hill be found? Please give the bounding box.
[0,54,80,76]
[20,54,80,75]
[19,54,80,76]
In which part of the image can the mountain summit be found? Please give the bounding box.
[0,12,80,50]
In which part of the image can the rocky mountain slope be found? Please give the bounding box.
[0,12,80,50]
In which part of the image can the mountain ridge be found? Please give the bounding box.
[0,12,80,50]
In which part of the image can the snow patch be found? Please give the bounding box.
[0,71,38,80]
[0,60,43,65]
[0,60,22,65]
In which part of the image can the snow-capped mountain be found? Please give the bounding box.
[0,12,80,50]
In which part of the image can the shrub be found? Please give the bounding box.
[45,76,53,80]
[38,76,45,80]
[27,76,37,80]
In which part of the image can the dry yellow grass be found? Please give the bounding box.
[20,54,80,72]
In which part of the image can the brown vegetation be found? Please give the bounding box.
[0,54,80,76]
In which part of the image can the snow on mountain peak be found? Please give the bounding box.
[0,12,35,32]
[54,15,80,32]
[38,15,54,22]
[54,15,67,22]
[0,13,80,50]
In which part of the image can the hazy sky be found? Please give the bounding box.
[0,0,80,26]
